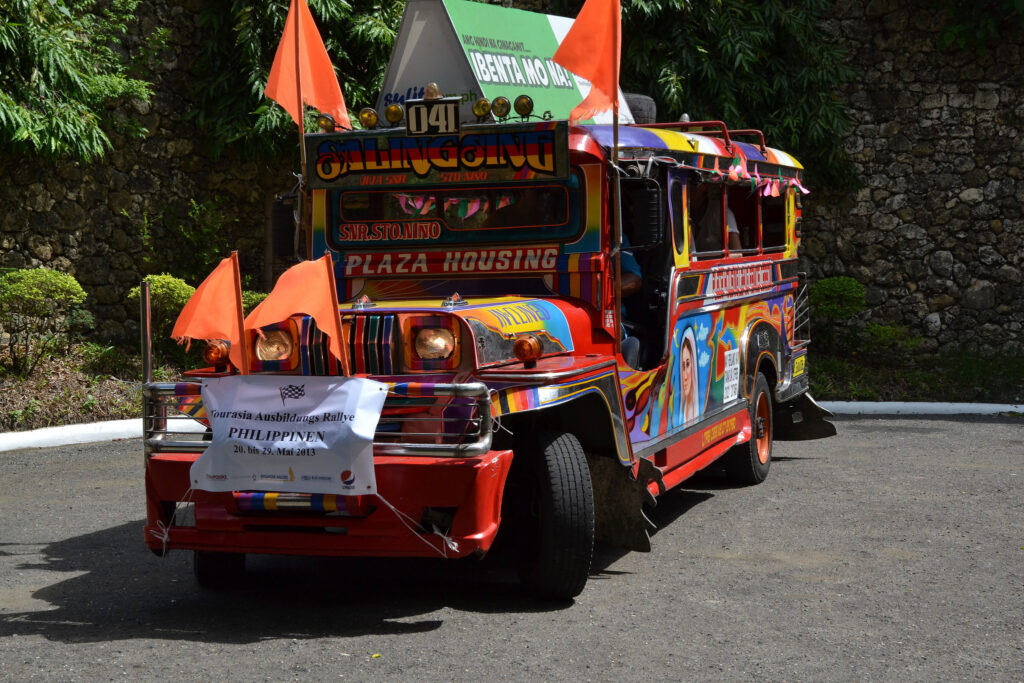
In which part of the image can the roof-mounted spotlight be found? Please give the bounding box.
[358,107,379,129]
[472,98,492,120]
[316,112,336,132]
[384,103,405,126]
[514,94,534,118]
[491,96,511,119]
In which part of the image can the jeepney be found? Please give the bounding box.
[141,0,833,600]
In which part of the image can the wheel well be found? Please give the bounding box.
[493,392,618,461]
[758,356,778,392]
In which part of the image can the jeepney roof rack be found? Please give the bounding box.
[628,120,768,155]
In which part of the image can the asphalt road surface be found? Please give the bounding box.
[1,416,1022,681]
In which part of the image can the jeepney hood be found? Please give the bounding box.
[339,296,589,369]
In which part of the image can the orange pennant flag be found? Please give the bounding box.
[265,0,351,130]
[245,254,349,375]
[553,0,621,124]
[171,252,248,371]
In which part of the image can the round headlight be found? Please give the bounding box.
[256,330,293,361]
[358,107,379,129]
[491,96,511,118]
[414,328,455,360]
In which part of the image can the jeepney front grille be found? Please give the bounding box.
[142,381,492,457]
[301,314,396,376]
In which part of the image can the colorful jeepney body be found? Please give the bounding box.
[141,1,833,599]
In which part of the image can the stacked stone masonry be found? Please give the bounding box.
[804,0,1023,353]
[0,0,1021,353]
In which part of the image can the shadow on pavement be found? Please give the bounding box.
[0,520,569,644]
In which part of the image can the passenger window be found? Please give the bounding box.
[726,184,760,254]
[762,194,787,251]
[690,183,724,257]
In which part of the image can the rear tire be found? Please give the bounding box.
[725,372,773,485]
[193,550,245,589]
[516,431,595,600]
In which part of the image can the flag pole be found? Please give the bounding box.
[323,254,351,377]
[612,104,622,356]
[611,5,622,356]
[293,0,307,173]
[230,251,250,375]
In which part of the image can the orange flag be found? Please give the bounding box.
[552,0,621,124]
[171,252,248,372]
[245,254,349,375]
[265,0,351,130]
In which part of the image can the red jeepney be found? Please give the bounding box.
[141,3,833,600]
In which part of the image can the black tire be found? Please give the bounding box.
[193,550,245,589]
[624,93,657,124]
[516,431,595,600]
[725,372,773,485]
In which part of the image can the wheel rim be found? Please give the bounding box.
[755,392,771,465]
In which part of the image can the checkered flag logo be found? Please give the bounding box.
[279,384,306,406]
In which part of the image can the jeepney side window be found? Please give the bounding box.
[762,192,787,252]
[726,184,760,255]
[690,182,724,257]
[670,178,685,255]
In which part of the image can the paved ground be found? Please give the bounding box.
[1,416,1022,681]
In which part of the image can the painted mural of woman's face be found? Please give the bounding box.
[681,341,693,398]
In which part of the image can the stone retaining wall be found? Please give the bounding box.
[802,1,1023,353]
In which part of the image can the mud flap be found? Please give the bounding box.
[587,455,664,552]
[774,392,837,441]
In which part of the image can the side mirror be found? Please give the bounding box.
[620,176,663,249]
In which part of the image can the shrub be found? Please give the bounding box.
[0,268,88,375]
[242,290,268,314]
[809,276,866,351]
[127,274,196,364]
[865,322,922,355]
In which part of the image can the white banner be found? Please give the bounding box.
[190,375,388,495]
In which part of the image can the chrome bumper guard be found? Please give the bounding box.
[143,381,493,458]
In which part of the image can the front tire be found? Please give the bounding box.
[516,431,595,600]
[725,372,773,485]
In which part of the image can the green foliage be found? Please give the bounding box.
[810,348,1024,403]
[0,268,88,376]
[865,322,922,355]
[938,0,1024,51]
[128,273,196,364]
[135,198,236,284]
[0,0,160,162]
[810,276,865,322]
[551,0,856,187]
[242,290,269,314]
[189,0,405,158]
[127,273,195,321]
[808,275,865,351]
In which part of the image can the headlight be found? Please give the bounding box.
[256,330,294,361]
[414,328,455,360]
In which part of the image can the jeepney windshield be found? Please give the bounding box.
[340,185,569,232]
[326,175,582,250]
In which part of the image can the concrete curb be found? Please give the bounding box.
[820,401,1023,416]
[1,401,1020,454]
[0,418,206,454]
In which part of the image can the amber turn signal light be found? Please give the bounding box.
[513,333,542,366]
[203,339,230,366]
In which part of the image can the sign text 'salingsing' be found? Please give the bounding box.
[315,130,557,181]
